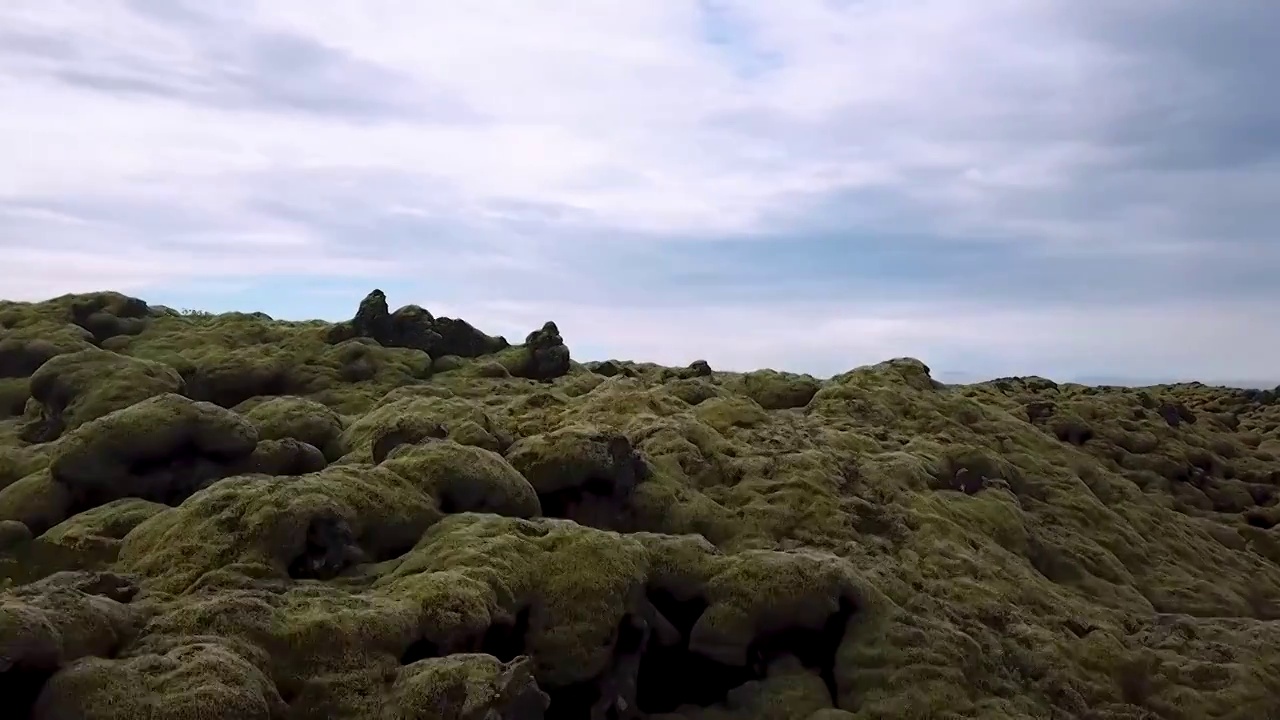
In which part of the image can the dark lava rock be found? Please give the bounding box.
[517,322,571,381]
[327,289,508,358]
[587,360,623,378]
[1159,402,1197,427]
[68,293,152,344]
[687,359,713,378]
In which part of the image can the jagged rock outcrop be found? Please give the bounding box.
[327,289,509,359]
[505,322,572,381]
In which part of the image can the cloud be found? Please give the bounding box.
[0,0,1276,384]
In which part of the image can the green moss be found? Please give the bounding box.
[724,370,821,410]
[385,654,549,719]
[20,348,184,442]
[694,396,768,432]
[0,444,49,492]
[377,514,649,687]
[118,463,441,593]
[239,395,346,461]
[0,569,141,657]
[0,471,72,535]
[340,393,512,462]
[431,354,468,373]
[34,640,286,720]
[381,440,541,519]
[49,393,259,509]
[39,497,167,558]
[2,290,1280,719]
[506,424,644,496]
[0,377,30,419]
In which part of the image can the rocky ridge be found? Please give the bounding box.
[1,289,1278,719]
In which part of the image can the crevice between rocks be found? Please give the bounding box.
[0,662,57,720]
[634,587,854,715]
[390,583,854,719]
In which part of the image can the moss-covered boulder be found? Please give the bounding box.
[685,360,714,378]
[488,323,573,383]
[0,336,92,380]
[382,440,542,519]
[505,425,649,529]
[510,322,572,381]
[342,393,513,462]
[240,395,346,461]
[0,377,30,418]
[118,464,441,591]
[172,345,299,408]
[472,360,513,379]
[663,377,728,407]
[0,446,48,494]
[49,393,258,511]
[0,472,73,536]
[0,518,33,550]
[141,320,432,410]
[32,640,288,720]
[19,348,184,443]
[66,292,153,343]
[586,360,626,378]
[386,654,549,720]
[375,514,650,712]
[430,316,510,359]
[432,354,468,373]
[233,438,328,476]
[388,304,445,354]
[0,570,142,716]
[725,370,821,411]
[694,396,769,432]
[38,498,167,559]
[320,338,434,388]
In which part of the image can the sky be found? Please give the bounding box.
[1,1,1277,385]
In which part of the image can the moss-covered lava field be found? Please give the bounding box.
[1,289,1279,719]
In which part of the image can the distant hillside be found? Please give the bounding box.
[936,369,1279,391]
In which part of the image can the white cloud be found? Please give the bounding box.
[0,0,1276,381]
[0,0,1113,236]
[424,296,1280,382]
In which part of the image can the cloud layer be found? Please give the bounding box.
[2,1,1277,384]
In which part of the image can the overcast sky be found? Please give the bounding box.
[1,1,1277,384]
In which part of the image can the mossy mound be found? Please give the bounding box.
[49,393,259,512]
[341,391,514,462]
[38,498,167,560]
[0,472,72,536]
[239,395,347,461]
[0,571,143,715]
[1,290,1279,719]
[19,348,185,443]
[118,463,442,591]
[505,425,649,530]
[381,440,542,519]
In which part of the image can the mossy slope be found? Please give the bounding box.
[1,290,1279,719]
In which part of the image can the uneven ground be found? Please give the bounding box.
[1,290,1279,720]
